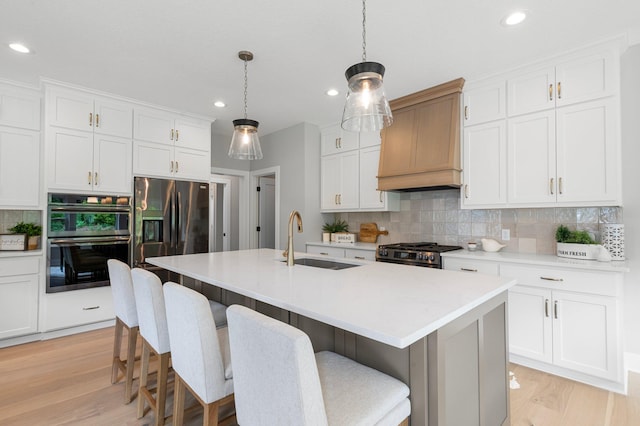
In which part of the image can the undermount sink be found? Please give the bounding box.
[284,258,361,270]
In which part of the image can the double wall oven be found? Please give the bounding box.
[46,193,131,293]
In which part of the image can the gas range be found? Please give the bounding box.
[376,242,463,268]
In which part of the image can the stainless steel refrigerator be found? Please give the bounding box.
[133,177,209,281]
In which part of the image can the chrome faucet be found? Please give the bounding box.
[283,210,303,266]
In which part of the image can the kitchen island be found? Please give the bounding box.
[147,249,516,426]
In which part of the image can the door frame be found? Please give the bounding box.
[211,167,250,250]
[209,175,231,252]
[250,166,280,250]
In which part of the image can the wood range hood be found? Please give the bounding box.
[377,78,465,191]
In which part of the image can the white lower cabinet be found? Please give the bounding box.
[42,286,114,331]
[306,244,376,261]
[443,257,500,275]
[0,257,40,339]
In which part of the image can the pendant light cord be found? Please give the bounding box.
[243,58,248,119]
[361,0,367,62]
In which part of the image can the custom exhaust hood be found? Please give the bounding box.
[377,78,465,191]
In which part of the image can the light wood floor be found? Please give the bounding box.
[1,326,640,425]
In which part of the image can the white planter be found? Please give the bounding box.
[556,243,600,260]
[322,232,331,243]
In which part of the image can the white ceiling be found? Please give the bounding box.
[1,0,639,137]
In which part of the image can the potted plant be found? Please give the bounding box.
[9,222,42,250]
[555,225,599,259]
[323,220,349,242]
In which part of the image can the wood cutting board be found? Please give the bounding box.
[359,223,389,243]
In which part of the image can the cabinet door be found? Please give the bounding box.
[174,117,211,151]
[320,152,359,211]
[47,127,94,191]
[0,84,40,130]
[359,131,381,148]
[508,286,553,363]
[555,50,615,107]
[173,146,211,181]
[378,108,416,176]
[413,94,460,173]
[508,110,557,205]
[133,107,174,145]
[555,98,619,205]
[320,155,341,210]
[463,80,506,126]
[0,274,39,339]
[462,121,506,207]
[507,66,556,116]
[47,88,94,131]
[338,151,360,210]
[0,126,40,207]
[552,291,618,380]
[321,125,359,156]
[93,135,132,193]
[94,98,133,138]
[359,146,384,209]
[133,140,173,179]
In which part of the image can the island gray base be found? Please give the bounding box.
[198,283,509,426]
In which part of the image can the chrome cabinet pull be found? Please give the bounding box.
[549,84,553,101]
[545,299,550,317]
[464,105,469,120]
[550,178,554,195]
[83,306,100,310]
[559,177,563,194]
[557,82,562,99]
[89,112,93,127]
[334,194,338,205]
[540,276,563,282]
[554,300,558,319]
[337,137,342,149]
[95,113,100,127]
[379,191,383,203]
[460,267,478,272]
[87,171,92,185]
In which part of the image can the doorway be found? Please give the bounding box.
[210,176,231,252]
[257,175,276,248]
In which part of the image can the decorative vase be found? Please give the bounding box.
[602,224,625,260]
[322,232,330,243]
[481,238,505,252]
[28,236,41,250]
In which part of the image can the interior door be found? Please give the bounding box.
[258,176,275,249]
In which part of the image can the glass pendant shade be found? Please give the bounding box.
[341,61,393,132]
[229,118,263,160]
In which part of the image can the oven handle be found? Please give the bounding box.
[49,236,131,246]
[49,205,131,213]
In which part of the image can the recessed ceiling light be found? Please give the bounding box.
[326,89,339,97]
[502,10,527,26]
[214,101,226,108]
[9,42,30,54]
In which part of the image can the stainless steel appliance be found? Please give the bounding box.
[376,242,462,268]
[133,177,209,280]
[47,193,132,293]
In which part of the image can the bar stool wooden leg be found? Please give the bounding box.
[137,342,151,419]
[173,376,186,426]
[111,317,124,384]
[155,352,170,426]
[124,325,139,403]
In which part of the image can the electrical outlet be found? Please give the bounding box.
[501,229,510,241]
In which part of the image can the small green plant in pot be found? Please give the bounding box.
[9,222,42,250]
[322,220,349,242]
[555,225,599,259]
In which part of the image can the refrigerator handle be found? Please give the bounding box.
[176,190,181,247]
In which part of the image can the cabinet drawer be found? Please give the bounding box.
[500,264,620,297]
[306,245,344,258]
[443,258,499,275]
[344,248,375,261]
[0,257,39,277]
[43,287,114,331]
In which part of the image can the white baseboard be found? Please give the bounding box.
[625,351,640,373]
[0,319,115,348]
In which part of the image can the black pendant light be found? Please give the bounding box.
[228,51,263,160]
[341,0,393,132]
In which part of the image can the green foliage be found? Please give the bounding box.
[322,219,349,233]
[9,221,42,237]
[555,225,597,244]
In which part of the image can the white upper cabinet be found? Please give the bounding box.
[320,151,359,211]
[359,146,399,211]
[320,125,359,156]
[0,82,41,208]
[133,106,211,181]
[463,80,506,126]
[507,66,556,116]
[45,85,133,194]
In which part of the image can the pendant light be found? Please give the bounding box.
[341,0,393,132]
[228,50,263,160]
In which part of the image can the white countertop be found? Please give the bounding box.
[305,241,378,251]
[147,249,515,349]
[442,249,630,273]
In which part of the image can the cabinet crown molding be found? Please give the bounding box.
[390,77,465,110]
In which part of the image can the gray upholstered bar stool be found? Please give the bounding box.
[131,268,172,426]
[227,305,411,426]
[107,259,139,404]
[163,282,235,426]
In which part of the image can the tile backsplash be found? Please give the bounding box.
[337,189,623,255]
[0,210,43,234]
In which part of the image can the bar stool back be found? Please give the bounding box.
[107,259,139,404]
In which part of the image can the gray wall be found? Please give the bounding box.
[254,122,323,251]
